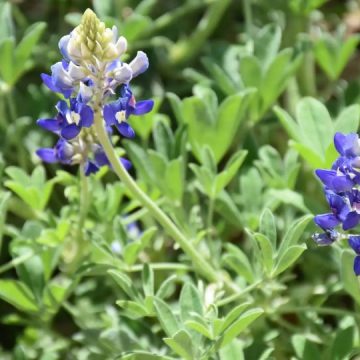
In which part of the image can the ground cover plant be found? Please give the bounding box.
[2,0,360,359]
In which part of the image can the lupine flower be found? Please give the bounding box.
[37,9,154,175]
[313,132,360,275]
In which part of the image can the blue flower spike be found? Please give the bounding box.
[36,9,153,176]
[313,132,360,275]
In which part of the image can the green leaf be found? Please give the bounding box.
[296,97,333,157]
[214,150,248,195]
[254,24,282,68]
[153,297,180,337]
[180,283,203,323]
[153,121,173,159]
[219,339,244,360]
[163,330,194,360]
[273,105,301,142]
[329,326,354,360]
[0,2,14,42]
[292,335,322,359]
[0,37,15,84]
[13,247,45,303]
[108,270,139,300]
[0,280,38,312]
[220,302,251,333]
[13,22,46,82]
[223,244,254,283]
[142,264,154,297]
[334,104,360,133]
[259,208,277,247]
[185,320,213,339]
[278,214,312,257]
[166,92,185,124]
[116,300,148,319]
[254,233,274,273]
[165,157,184,201]
[219,308,264,348]
[272,245,307,276]
[120,351,176,360]
[156,275,177,299]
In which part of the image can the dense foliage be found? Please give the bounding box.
[1,0,360,359]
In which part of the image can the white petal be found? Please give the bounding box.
[129,51,149,77]
[114,63,132,83]
[116,36,127,56]
[68,62,86,80]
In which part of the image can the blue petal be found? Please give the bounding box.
[120,157,132,170]
[84,161,99,176]
[334,132,360,157]
[349,235,360,254]
[94,150,109,167]
[41,73,57,92]
[61,124,80,140]
[56,100,69,117]
[343,211,360,230]
[116,122,135,138]
[79,104,94,127]
[316,169,353,192]
[103,102,119,126]
[36,148,58,163]
[133,100,154,115]
[37,118,61,132]
[354,256,360,276]
[314,214,340,230]
[312,232,336,246]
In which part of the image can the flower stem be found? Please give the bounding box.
[93,113,238,293]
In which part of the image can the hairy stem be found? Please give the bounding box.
[93,112,238,293]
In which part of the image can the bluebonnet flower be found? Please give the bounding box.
[313,132,360,275]
[103,84,153,138]
[37,98,94,140]
[36,9,154,175]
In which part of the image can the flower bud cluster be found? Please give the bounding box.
[37,9,154,175]
[313,132,360,275]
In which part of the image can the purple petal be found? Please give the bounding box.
[41,73,57,92]
[36,148,58,163]
[37,118,61,132]
[354,256,360,276]
[343,211,360,230]
[120,157,132,170]
[133,100,154,115]
[316,169,353,192]
[61,124,81,140]
[334,132,360,157]
[79,105,94,127]
[314,214,340,230]
[116,122,135,138]
[103,103,119,126]
[56,100,69,116]
[84,161,99,176]
[312,232,336,246]
[94,150,109,167]
[349,236,360,254]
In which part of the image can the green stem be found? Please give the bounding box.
[217,279,263,307]
[127,263,191,272]
[77,164,90,238]
[93,113,238,293]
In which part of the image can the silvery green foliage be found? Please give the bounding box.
[1,1,360,359]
